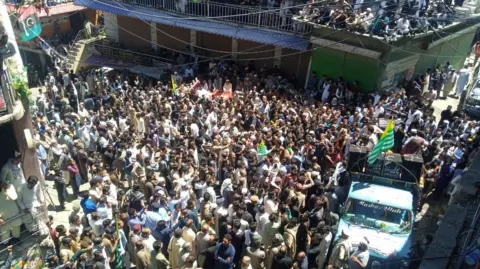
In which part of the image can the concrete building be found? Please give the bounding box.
[0,2,43,189]
[67,0,480,91]
[73,0,314,85]
[306,18,480,91]
[7,1,98,81]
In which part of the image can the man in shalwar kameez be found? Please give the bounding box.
[0,152,26,193]
[0,179,22,243]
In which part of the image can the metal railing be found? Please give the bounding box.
[121,0,313,34]
[1,67,18,113]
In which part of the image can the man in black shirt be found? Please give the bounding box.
[273,246,293,269]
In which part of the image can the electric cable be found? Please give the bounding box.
[93,0,394,32]
[97,6,393,61]
[91,0,480,25]
[110,0,311,54]
[376,36,466,58]
[109,0,406,55]
[93,0,472,59]
[431,25,469,57]
[90,0,314,20]
[59,5,470,75]
[40,9,82,22]
[92,43,177,61]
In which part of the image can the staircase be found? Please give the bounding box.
[65,28,105,73]
[65,40,85,73]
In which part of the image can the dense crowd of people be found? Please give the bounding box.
[297,0,457,40]
[0,57,475,269]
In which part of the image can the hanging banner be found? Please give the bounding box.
[17,6,42,42]
[9,243,44,269]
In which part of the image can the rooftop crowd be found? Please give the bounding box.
[297,0,458,40]
[0,55,478,269]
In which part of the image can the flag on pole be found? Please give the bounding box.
[258,140,268,156]
[114,216,123,269]
[114,240,123,269]
[18,6,42,42]
[368,119,395,165]
[171,74,177,95]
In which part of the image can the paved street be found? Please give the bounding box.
[40,94,461,235]
[44,180,89,227]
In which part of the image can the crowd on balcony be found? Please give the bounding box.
[297,0,457,40]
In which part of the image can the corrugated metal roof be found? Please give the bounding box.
[74,0,309,51]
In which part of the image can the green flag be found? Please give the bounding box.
[258,140,268,156]
[18,6,42,42]
[171,74,177,95]
[368,119,395,165]
[115,240,123,269]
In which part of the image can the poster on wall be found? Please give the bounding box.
[17,6,42,42]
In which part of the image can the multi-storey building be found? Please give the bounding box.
[0,1,43,191]
[73,0,480,91]
[7,0,98,80]
[302,4,480,90]
[74,0,314,84]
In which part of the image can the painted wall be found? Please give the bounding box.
[111,17,310,83]
[117,15,151,49]
[414,32,475,73]
[309,47,382,92]
[156,24,190,52]
[40,14,72,38]
[197,32,232,58]
[237,39,274,69]
[281,47,311,88]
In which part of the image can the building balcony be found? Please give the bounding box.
[0,67,25,125]
[292,0,480,43]
[115,0,313,34]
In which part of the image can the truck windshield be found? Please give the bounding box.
[343,198,411,234]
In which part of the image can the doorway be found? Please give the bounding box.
[0,122,18,169]
[69,12,84,35]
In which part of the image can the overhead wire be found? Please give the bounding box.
[90,0,314,20]
[376,36,466,58]
[96,3,400,61]
[92,0,480,24]
[94,0,393,32]
[111,0,313,54]
[431,25,469,57]
[59,3,471,74]
[109,0,413,55]
[98,0,473,58]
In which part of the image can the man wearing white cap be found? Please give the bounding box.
[359,8,374,31]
